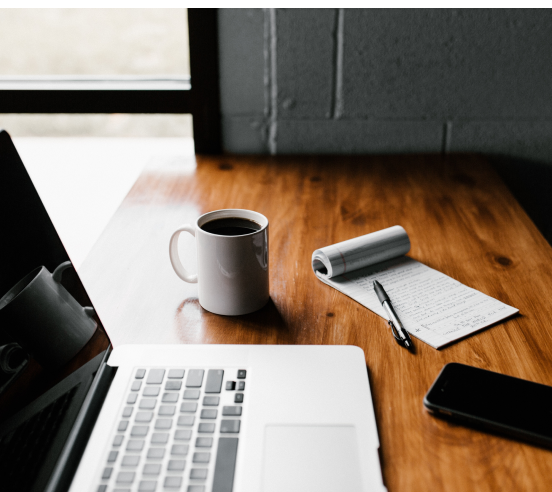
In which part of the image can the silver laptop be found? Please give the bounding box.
[0,130,386,492]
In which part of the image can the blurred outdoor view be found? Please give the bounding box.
[0,9,192,138]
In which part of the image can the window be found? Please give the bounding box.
[0,8,220,152]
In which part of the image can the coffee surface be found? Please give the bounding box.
[201,217,262,236]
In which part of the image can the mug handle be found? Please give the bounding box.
[52,261,73,283]
[169,225,198,283]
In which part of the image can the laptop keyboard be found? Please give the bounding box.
[96,368,246,492]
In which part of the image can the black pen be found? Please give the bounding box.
[373,280,413,350]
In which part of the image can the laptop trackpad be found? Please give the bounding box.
[262,425,363,492]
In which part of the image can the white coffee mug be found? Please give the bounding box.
[169,209,269,315]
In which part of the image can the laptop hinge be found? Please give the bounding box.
[44,346,117,492]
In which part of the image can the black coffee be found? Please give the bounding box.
[201,217,262,236]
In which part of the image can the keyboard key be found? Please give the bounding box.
[234,393,244,403]
[193,452,210,464]
[131,425,149,437]
[220,420,240,433]
[147,369,165,384]
[122,455,140,467]
[164,476,182,488]
[118,420,129,432]
[190,485,207,492]
[237,381,245,391]
[143,387,160,397]
[198,423,215,433]
[196,437,213,448]
[122,406,133,418]
[181,402,198,413]
[143,463,161,475]
[138,480,157,492]
[205,370,224,393]
[167,459,186,471]
[131,380,142,391]
[188,486,205,492]
[116,471,135,483]
[178,415,195,427]
[97,486,107,492]
[162,392,179,403]
[186,369,205,388]
[237,370,246,379]
[127,394,138,404]
[113,435,124,447]
[108,450,118,462]
[155,418,173,430]
[135,369,146,379]
[183,389,200,400]
[222,406,242,416]
[147,448,165,459]
[139,399,157,410]
[159,405,176,416]
[203,396,219,406]
[200,409,217,419]
[168,369,185,379]
[136,411,154,423]
[212,438,238,492]
[225,381,236,391]
[175,430,192,441]
[126,440,145,452]
[151,432,169,444]
[190,468,208,479]
[165,380,182,391]
[171,444,189,456]
[102,467,113,479]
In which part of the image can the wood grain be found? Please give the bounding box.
[80,153,552,491]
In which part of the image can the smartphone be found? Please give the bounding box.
[424,362,552,449]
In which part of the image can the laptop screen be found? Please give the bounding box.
[0,130,110,424]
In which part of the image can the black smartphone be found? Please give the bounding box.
[424,362,552,449]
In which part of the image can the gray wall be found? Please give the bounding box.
[218,9,552,161]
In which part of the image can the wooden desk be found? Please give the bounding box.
[81,153,552,491]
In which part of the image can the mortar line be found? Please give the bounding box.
[334,8,345,119]
[263,8,271,120]
[268,8,278,155]
[329,9,339,118]
[442,120,453,154]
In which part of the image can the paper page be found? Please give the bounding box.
[312,225,410,278]
[317,256,519,349]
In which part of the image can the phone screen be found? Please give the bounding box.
[424,363,552,442]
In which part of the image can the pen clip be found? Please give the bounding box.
[388,320,407,347]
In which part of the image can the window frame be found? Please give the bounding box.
[0,8,221,154]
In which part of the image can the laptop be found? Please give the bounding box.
[0,130,386,492]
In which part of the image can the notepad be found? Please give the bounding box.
[312,226,519,349]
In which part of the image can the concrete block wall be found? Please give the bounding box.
[218,8,552,162]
